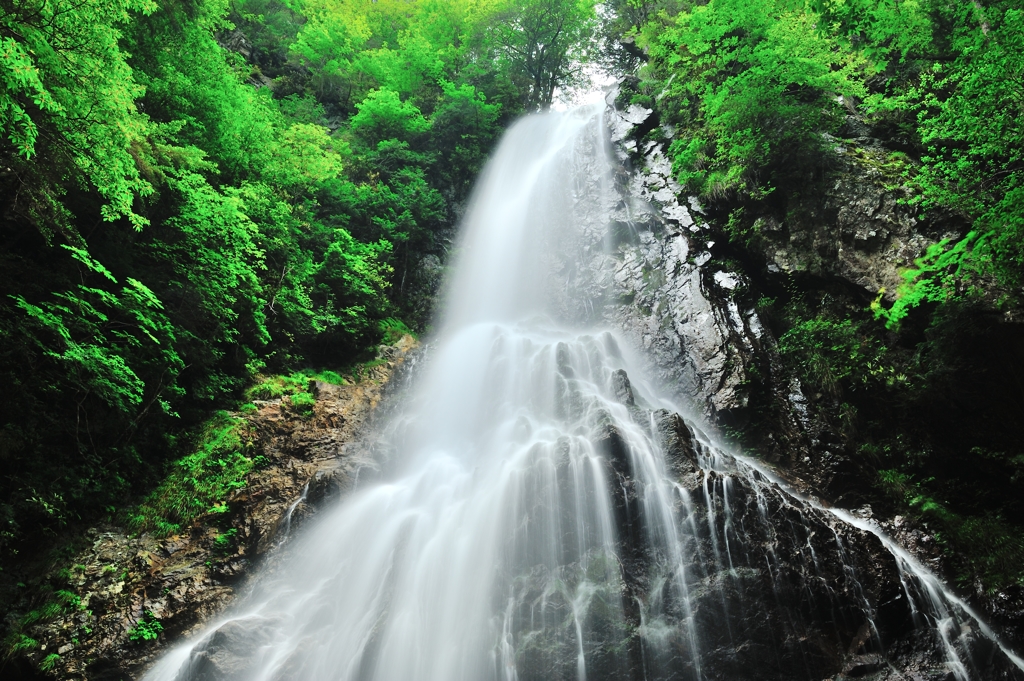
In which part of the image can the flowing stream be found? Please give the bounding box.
[145,106,1024,681]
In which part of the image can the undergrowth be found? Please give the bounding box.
[379,317,416,344]
[760,283,1024,594]
[125,412,254,537]
[2,326,418,666]
[2,587,84,659]
[247,335,410,409]
[122,339,413,537]
[127,611,163,642]
[878,469,1024,591]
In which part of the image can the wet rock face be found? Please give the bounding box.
[11,337,418,681]
[628,414,876,681]
[598,97,764,425]
[493,361,1020,681]
[179,616,286,681]
[622,395,1020,681]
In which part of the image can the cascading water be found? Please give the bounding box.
[144,105,1024,681]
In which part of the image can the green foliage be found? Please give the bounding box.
[0,0,593,583]
[247,373,311,400]
[311,370,346,385]
[129,0,276,182]
[872,233,984,328]
[288,391,316,416]
[53,589,81,611]
[623,0,1024,319]
[288,0,370,104]
[12,245,182,415]
[264,123,345,191]
[154,171,270,351]
[811,0,1024,314]
[490,0,599,110]
[212,528,239,553]
[0,0,156,230]
[430,82,502,196]
[125,413,253,536]
[637,0,865,199]
[778,317,902,398]
[8,633,37,653]
[127,611,164,641]
[380,317,417,343]
[40,652,60,671]
[1,584,86,660]
[352,89,432,144]
[878,468,1024,590]
[246,364,361,405]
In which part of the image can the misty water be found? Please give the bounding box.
[144,105,1024,681]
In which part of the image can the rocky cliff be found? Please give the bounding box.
[599,86,1024,676]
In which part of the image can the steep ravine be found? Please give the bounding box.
[110,78,1020,677]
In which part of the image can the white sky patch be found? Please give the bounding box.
[551,63,618,111]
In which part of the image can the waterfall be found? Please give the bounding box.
[144,106,1024,681]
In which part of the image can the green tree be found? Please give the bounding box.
[638,0,866,199]
[0,0,156,233]
[490,0,599,109]
[0,0,569,581]
[810,1,1024,314]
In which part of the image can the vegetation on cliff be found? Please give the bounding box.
[608,0,1024,592]
[0,0,598,583]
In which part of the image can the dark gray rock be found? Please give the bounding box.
[181,616,283,681]
[758,145,961,302]
[652,409,697,478]
[611,369,636,406]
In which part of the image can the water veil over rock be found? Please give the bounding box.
[143,105,1024,681]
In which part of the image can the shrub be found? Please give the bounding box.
[287,391,316,416]
[127,611,163,642]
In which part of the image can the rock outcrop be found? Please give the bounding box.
[757,134,962,302]
[488,358,1022,681]
[597,92,962,431]
[599,95,765,427]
